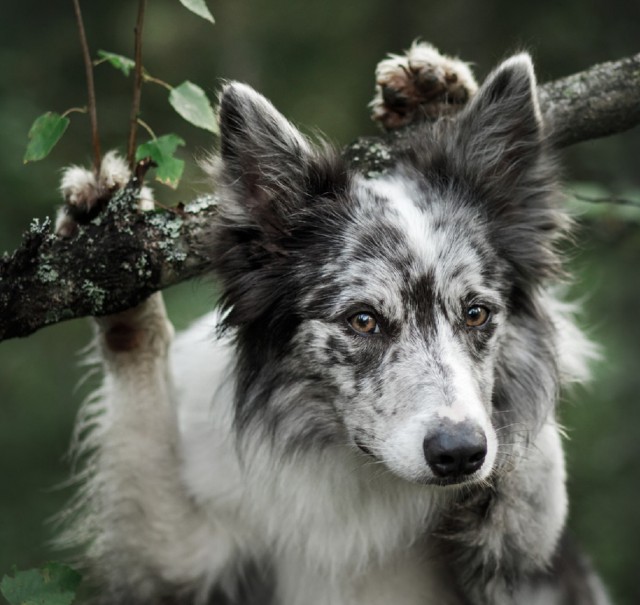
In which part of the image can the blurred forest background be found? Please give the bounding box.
[1,1,639,603]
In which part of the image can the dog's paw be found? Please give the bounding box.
[370,42,478,130]
[56,165,101,237]
[56,151,154,237]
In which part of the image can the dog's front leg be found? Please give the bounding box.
[57,155,235,603]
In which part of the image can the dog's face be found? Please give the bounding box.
[287,175,507,485]
[209,55,564,487]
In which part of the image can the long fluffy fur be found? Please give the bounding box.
[58,51,608,605]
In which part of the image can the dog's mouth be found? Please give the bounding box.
[423,474,482,488]
[354,439,378,459]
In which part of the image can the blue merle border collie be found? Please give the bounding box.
[56,44,611,604]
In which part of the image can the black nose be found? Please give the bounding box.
[423,421,487,478]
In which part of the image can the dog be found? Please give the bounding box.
[55,44,611,604]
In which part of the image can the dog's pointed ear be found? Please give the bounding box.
[458,53,543,185]
[453,55,565,283]
[216,82,312,224]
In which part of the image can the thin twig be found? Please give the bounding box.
[72,0,101,173]
[127,0,148,169]
[571,192,640,209]
[61,106,88,118]
[142,73,173,91]
[137,117,157,140]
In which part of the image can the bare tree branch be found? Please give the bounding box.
[72,0,101,172]
[540,52,640,147]
[127,0,147,168]
[1,53,640,342]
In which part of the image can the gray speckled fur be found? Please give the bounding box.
[60,56,609,605]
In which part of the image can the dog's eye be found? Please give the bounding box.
[465,305,490,328]
[348,312,380,336]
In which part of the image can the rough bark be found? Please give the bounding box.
[0,192,216,341]
[539,52,640,147]
[1,53,640,342]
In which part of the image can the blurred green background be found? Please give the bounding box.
[1,2,639,604]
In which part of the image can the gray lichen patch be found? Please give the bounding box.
[29,216,52,235]
[149,212,184,239]
[133,255,152,280]
[343,136,394,178]
[184,195,217,214]
[38,264,59,283]
[146,212,190,264]
[110,188,140,212]
[170,247,188,263]
[81,279,107,309]
[365,141,392,160]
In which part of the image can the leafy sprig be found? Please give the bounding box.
[23,0,217,189]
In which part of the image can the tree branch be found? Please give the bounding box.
[2,53,640,342]
[540,52,640,147]
[127,0,147,168]
[72,0,101,173]
[345,52,640,175]
[0,192,216,341]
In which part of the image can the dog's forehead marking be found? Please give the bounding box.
[361,177,439,269]
[353,176,486,294]
[332,176,504,329]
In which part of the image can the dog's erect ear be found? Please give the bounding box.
[457,53,543,188]
[454,54,565,283]
[208,83,348,332]
[216,82,313,224]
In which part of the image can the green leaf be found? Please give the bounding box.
[24,113,70,163]
[178,0,215,24]
[96,50,135,77]
[136,134,186,189]
[1,563,81,605]
[169,81,219,134]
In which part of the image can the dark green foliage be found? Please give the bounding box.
[136,134,186,188]
[0,563,81,605]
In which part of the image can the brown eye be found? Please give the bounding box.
[348,312,380,335]
[465,305,490,328]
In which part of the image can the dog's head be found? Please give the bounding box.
[207,55,570,486]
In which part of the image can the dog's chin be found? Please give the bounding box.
[420,473,486,488]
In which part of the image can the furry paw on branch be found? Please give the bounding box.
[1,49,640,342]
